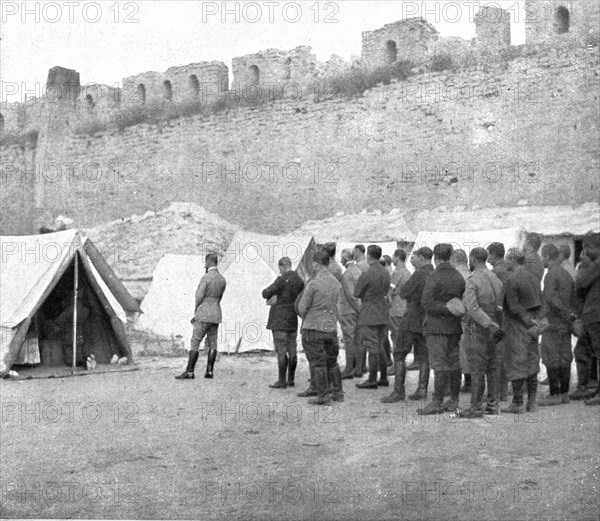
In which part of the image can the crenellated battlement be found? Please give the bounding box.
[1,2,597,137]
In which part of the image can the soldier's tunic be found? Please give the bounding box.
[541,264,575,368]
[503,265,543,381]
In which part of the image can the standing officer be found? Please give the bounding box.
[459,247,504,417]
[419,243,466,415]
[501,248,544,413]
[262,257,305,389]
[354,245,391,389]
[297,250,343,405]
[538,244,576,406]
[338,249,362,379]
[176,253,226,380]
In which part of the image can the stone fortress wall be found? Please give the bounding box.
[1,1,599,234]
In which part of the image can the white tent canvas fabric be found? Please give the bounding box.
[222,231,315,281]
[219,255,278,354]
[0,230,135,373]
[138,254,204,341]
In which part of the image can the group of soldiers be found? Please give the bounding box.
[175,233,600,417]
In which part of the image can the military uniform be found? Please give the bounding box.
[262,270,305,387]
[298,268,342,403]
[502,265,543,410]
[421,261,466,410]
[354,261,390,387]
[338,261,362,377]
[463,267,503,413]
[396,263,434,398]
[540,263,575,400]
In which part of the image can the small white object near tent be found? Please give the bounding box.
[0,230,140,374]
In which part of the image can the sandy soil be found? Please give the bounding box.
[1,354,598,520]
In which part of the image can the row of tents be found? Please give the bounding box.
[1,222,597,374]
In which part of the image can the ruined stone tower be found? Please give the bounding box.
[525,0,600,45]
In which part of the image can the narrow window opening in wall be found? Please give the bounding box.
[385,40,398,64]
[249,65,260,83]
[163,80,173,100]
[555,6,570,34]
[85,94,95,108]
[137,84,146,104]
[189,75,200,99]
[283,58,292,80]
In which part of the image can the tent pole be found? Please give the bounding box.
[72,253,79,375]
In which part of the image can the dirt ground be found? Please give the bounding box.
[1,354,598,521]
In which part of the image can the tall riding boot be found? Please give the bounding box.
[287,355,297,387]
[383,337,392,366]
[204,349,217,379]
[418,370,445,414]
[459,373,484,418]
[444,369,462,411]
[270,355,288,389]
[378,349,389,387]
[571,358,591,399]
[409,362,430,400]
[499,363,509,401]
[308,366,331,405]
[526,373,538,411]
[175,351,199,379]
[485,367,500,414]
[471,373,485,411]
[503,378,525,413]
[329,364,344,402]
[297,364,318,397]
[558,366,571,403]
[356,352,379,389]
[381,360,406,403]
[353,333,365,377]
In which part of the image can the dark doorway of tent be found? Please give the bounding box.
[11,253,132,378]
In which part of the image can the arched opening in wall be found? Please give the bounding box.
[554,6,570,33]
[163,80,173,100]
[248,65,260,84]
[137,84,146,104]
[385,40,398,64]
[85,94,95,108]
[189,75,200,99]
[283,58,292,80]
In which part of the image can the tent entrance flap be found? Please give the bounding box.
[13,256,129,370]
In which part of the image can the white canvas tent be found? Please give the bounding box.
[219,253,278,353]
[137,254,204,342]
[0,230,140,374]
